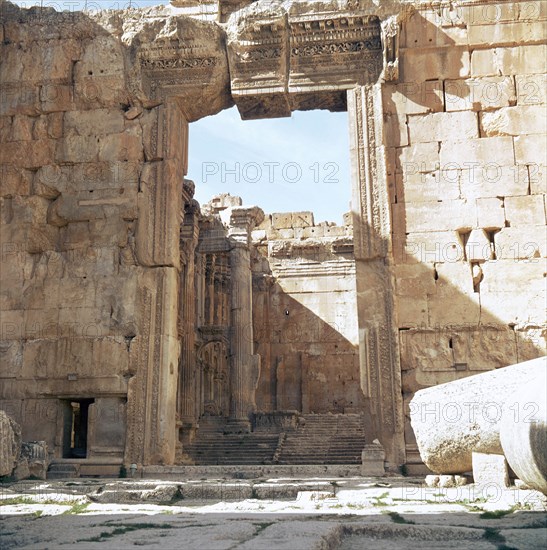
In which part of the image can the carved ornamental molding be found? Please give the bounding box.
[226,7,385,118]
[133,1,400,120]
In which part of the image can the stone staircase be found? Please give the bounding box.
[277,414,367,465]
[184,419,280,465]
[185,414,367,466]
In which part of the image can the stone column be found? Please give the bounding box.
[227,206,264,431]
[177,181,200,443]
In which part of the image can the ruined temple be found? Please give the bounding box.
[0,0,545,478]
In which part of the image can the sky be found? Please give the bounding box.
[11,0,352,224]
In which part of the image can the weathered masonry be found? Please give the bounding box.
[0,0,545,476]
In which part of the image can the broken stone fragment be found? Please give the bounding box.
[410,357,546,473]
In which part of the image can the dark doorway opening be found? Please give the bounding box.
[62,399,94,458]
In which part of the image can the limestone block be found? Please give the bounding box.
[136,161,183,268]
[440,137,514,168]
[99,128,144,163]
[401,11,468,48]
[410,357,547,473]
[0,340,23,377]
[393,200,475,233]
[40,83,74,113]
[430,260,478,297]
[11,115,33,141]
[458,164,528,199]
[64,109,125,136]
[278,228,294,239]
[55,135,100,164]
[468,21,546,46]
[0,116,12,142]
[0,310,24,341]
[408,111,479,143]
[500,368,547,494]
[529,165,546,195]
[475,197,505,229]
[396,142,439,174]
[301,226,325,238]
[272,213,293,230]
[0,409,21,476]
[140,103,188,163]
[47,112,64,139]
[395,296,428,327]
[393,231,464,264]
[405,326,517,376]
[13,457,29,481]
[424,475,440,488]
[361,443,385,476]
[323,226,346,237]
[514,134,547,165]
[92,338,130,377]
[73,75,129,111]
[26,225,59,255]
[480,262,547,324]
[471,45,547,77]
[472,452,510,487]
[480,105,546,137]
[21,441,49,480]
[400,47,470,82]
[494,226,547,259]
[459,1,521,25]
[480,260,546,294]
[504,195,545,226]
[382,80,444,115]
[0,167,32,197]
[291,212,314,228]
[12,196,50,225]
[0,140,56,170]
[394,264,437,298]
[427,291,481,327]
[0,86,40,118]
[465,229,494,261]
[516,74,547,106]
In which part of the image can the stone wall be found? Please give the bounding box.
[0,2,186,466]
[0,0,544,472]
[252,212,362,414]
[386,0,546,468]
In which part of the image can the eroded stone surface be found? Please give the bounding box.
[0,0,545,476]
[0,410,21,477]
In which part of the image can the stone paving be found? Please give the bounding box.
[1,477,546,549]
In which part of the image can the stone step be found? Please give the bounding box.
[47,463,81,479]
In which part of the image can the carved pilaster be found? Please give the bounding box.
[125,268,180,467]
[348,84,404,467]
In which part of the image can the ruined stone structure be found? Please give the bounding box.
[0,0,545,477]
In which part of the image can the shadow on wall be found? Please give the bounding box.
[381,10,545,461]
[253,284,363,415]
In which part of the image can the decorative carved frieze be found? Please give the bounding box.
[136,18,232,121]
[225,3,387,118]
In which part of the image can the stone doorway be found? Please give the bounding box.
[62,399,94,459]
